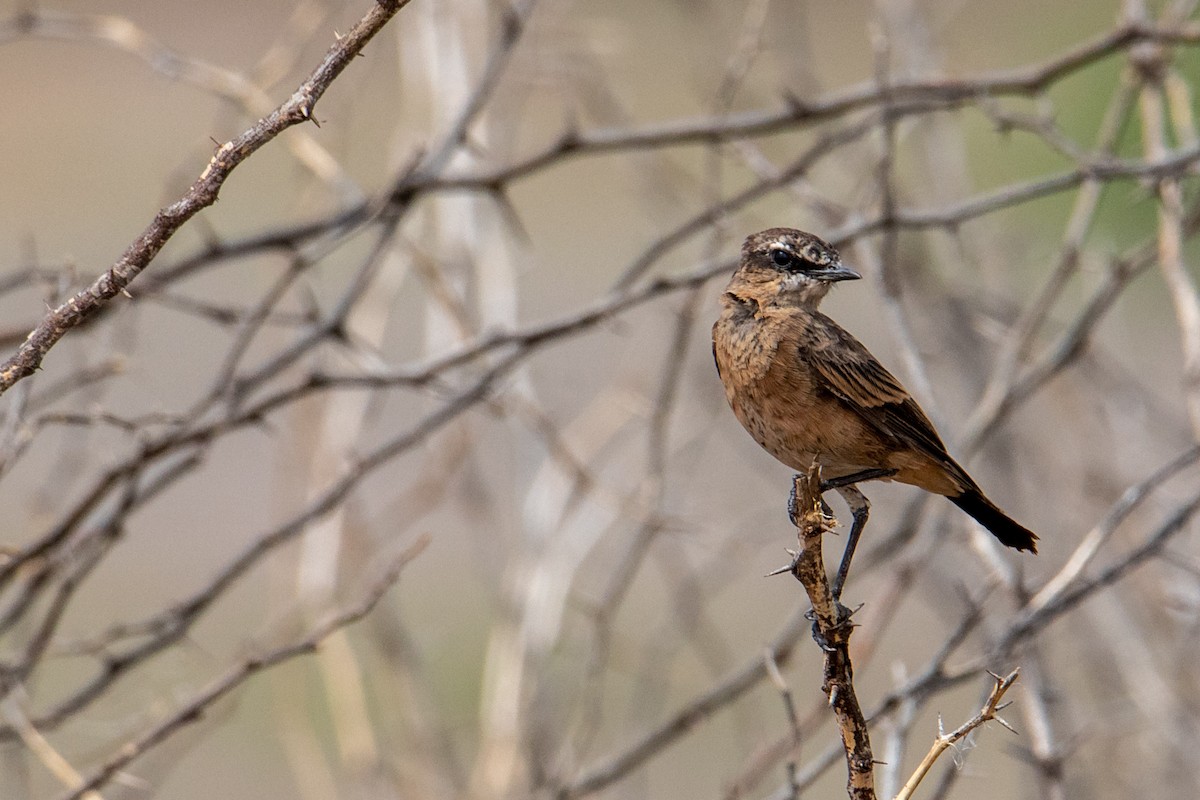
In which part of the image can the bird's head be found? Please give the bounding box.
[730,228,861,308]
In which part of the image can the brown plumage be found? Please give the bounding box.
[712,228,1037,557]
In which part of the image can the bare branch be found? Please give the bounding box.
[894,670,1020,800]
[786,466,875,800]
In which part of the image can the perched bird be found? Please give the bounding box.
[712,228,1036,597]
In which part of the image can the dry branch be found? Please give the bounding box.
[787,466,875,800]
[894,670,1020,800]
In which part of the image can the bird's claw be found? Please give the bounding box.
[805,601,857,650]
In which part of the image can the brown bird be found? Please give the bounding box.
[713,228,1036,598]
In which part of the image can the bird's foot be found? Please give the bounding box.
[786,480,839,528]
[805,602,858,651]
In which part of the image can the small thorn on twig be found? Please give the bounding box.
[765,549,799,577]
[994,715,1019,735]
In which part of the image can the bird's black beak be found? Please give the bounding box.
[821,264,861,282]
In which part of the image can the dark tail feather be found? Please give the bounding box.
[949,490,1038,553]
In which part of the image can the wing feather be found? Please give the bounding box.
[804,316,958,470]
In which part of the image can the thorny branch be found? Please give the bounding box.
[787,467,875,800]
[894,670,1020,800]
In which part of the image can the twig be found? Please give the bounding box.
[1137,43,1200,436]
[893,670,1020,800]
[0,689,105,800]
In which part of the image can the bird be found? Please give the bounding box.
[712,227,1036,598]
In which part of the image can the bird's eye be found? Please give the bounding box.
[770,249,794,268]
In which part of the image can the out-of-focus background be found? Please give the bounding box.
[0,1,1198,798]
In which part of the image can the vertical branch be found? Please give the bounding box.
[1133,9,1200,438]
[1019,656,1068,800]
[788,467,875,800]
[865,10,940,419]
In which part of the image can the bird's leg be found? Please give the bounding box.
[791,468,894,599]
[788,469,893,526]
[777,468,896,582]
[830,484,872,602]
[820,468,896,492]
[822,469,895,600]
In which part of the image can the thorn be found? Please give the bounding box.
[994,715,1019,735]
[765,549,798,577]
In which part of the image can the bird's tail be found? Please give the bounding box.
[949,490,1038,553]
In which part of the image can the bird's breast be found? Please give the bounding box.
[713,306,891,477]
[714,309,820,468]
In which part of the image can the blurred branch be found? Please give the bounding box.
[0,690,103,800]
[763,650,803,800]
[562,609,808,799]
[0,7,360,198]
[1028,444,1200,614]
[1136,42,1200,436]
[56,533,430,800]
[5,352,512,737]
[0,0,411,395]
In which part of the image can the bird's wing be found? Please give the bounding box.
[805,315,956,467]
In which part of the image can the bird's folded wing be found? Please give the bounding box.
[806,327,953,464]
